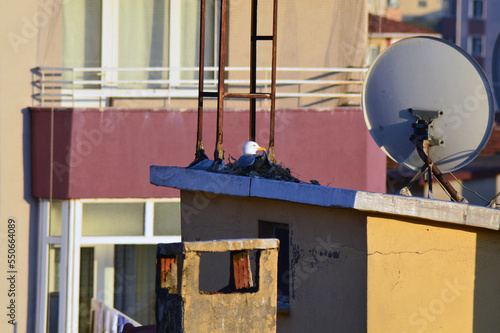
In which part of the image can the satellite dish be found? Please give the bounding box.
[363,37,494,174]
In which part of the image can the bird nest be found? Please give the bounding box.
[221,154,321,185]
[188,150,320,185]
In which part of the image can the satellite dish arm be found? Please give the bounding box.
[415,141,467,203]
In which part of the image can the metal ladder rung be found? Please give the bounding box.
[224,92,272,99]
[253,35,274,41]
[201,91,219,98]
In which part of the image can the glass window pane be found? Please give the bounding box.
[472,37,482,56]
[114,245,156,324]
[118,0,169,88]
[153,202,181,236]
[62,0,102,88]
[47,245,61,333]
[79,248,94,333]
[82,203,145,236]
[473,0,483,18]
[49,201,62,237]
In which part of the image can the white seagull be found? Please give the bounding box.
[237,141,267,168]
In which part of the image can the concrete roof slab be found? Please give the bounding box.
[150,165,500,231]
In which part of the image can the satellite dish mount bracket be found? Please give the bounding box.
[405,108,466,203]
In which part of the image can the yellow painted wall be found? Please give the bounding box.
[367,214,500,332]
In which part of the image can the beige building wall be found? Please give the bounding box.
[225,0,367,109]
[1,0,40,332]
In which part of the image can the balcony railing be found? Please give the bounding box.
[32,66,367,107]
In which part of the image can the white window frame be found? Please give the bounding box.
[62,0,220,107]
[37,198,182,332]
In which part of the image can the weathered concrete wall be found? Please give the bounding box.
[180,191,368,332]
[156,239,278,332]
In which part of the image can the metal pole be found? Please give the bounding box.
[267,0,278,164]
[215,0,227,161]
[197,0,206,154]
[456,0,462,48]
[250,0,258,141]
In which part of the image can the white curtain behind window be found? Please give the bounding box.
[118,0,169,87]
[61,0,215,89]
[62,0,102,87]
[114,245,156,325]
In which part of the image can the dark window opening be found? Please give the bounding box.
[259,221,290,308]
[198,250,259,294]
[472,0,483,18]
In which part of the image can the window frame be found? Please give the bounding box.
[469,0,485,19]
[418,0,427,9]
[62,0,220,107]
[37,198,182,332]
[469,35,485,57]
[441,0,457,17]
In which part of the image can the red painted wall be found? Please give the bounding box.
[30,107,386,199]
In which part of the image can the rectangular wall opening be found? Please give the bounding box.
[259,221,290,306]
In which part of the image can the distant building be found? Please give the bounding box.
[367,13,441,65]
[440,0,500,112]
[368,0,403,21]
[400,0,442,30]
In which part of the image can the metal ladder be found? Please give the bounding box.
[194,0,278,165]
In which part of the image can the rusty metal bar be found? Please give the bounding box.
[267,0,278,164]
[215,0,228,161]
[197,0,206,154]
[250,0,258,142]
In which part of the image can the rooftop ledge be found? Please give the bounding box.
[150,165,500,231]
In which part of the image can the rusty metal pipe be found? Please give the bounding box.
[250,0,258,142]
[196,0,206,153]
[215,0,228,161]
[267,0,278,164]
